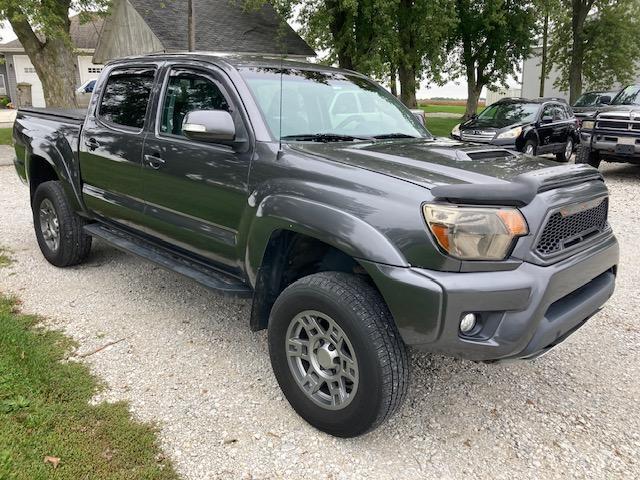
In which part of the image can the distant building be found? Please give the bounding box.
[522,45,640,101]
[486,87,522,106]
[93,0,315,63]
[0,15,105,107]
[0,0,315,108]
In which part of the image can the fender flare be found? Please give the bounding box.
[25,134,85,212]
[244,194,408,285]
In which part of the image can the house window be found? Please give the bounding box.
[88,67,103,74]
[0,74,6,95]
[24,67,36,74]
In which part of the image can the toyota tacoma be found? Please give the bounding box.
[12,54,619,437]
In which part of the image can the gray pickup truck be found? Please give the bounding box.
[13,54,619,437]
[577,84,640,168]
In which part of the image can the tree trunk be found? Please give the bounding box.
[398,63,417,108]
[397,0,417,108]
[390,63,398,96]
[327,0,355,70]
[8,3,78,108]
[465,82,482,120]
[569,1,589,103]
[539,11,549,97]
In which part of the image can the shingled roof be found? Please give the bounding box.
[1,14,103,50]
[127,0,315,56]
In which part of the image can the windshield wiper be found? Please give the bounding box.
[281,133,374,142]
[372,133,420,139]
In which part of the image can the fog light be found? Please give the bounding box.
[460,313,477,333]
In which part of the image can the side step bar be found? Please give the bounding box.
[84,223,252,297]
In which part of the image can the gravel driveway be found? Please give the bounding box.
[1,162,638,479]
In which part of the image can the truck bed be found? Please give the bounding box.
[17,107,87,123]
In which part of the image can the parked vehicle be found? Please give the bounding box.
[76,79,96,108]
[13,54,619,437]
[451,98,579,161]
[577,84,640,168]
[572,90,618,124]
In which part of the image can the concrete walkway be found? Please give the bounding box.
[0,110,16,129]
[0,145,14,166]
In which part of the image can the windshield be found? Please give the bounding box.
[573,93,601,107]
[475,102,539,127]
[611,85,640,105]
[239,67,430,140]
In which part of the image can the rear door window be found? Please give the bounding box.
[99,68,156,129]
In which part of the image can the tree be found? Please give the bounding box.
[273,0,452,107]
[548,0,640,102]
[0,2,108,108]
[445,0,538,119]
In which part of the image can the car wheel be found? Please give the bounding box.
[556,138,573,162]
[523,139,537,155]
[33,181,92,267]
[575,144,601,169]
[268,271,409,437]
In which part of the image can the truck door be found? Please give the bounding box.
[139,66,252,271]
[79,66,158,231]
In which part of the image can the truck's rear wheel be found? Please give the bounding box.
[268,272,408,437]
[575,144,601,169]
[33,181,92,267]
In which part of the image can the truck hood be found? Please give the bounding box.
[290,137,558,188]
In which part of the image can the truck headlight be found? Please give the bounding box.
[581,120,595,130]
[451,123,461,137]
[495,126,522,140]
[423,204,528,260]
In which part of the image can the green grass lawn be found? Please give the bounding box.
[425,117,460,138]
[0,128,12,145]
[419,104,468,115]
[0,294,179,480]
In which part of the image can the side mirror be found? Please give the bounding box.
[182,110,236,143]
[599,95,611,105]
[410,109,426,126]
[541,115,553,124]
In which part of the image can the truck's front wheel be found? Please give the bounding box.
[33,181,92,267]
[268,272,409,437]
[575,144,601,169]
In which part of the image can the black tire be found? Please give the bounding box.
[556,137,574,162]
[575,144,601,169]
[523,139,537,156]
[268,272,409,437]
[33,181,92,267]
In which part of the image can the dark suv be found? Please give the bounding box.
[452,98,579,161]
[572,90,618,123]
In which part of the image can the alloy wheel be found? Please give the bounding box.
[285,310,359,410]
[39,198,60,252]
[565,139,573,159]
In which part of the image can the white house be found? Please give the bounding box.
[0,15,105,108]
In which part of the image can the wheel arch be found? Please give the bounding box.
[245,196,408,331]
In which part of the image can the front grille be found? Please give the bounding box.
[536,197,609,257]
[596,114,640,133]
[461,131,495,142]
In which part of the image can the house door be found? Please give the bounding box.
[77,56,104,86]
[13,55,45,107]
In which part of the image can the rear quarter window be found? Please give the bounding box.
[99,68,156,129]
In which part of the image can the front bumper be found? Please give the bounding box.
[581,130,640,163]
[363,233,618,362]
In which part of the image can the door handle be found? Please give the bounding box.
[85,137,100,151]
[144,154,165,169]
